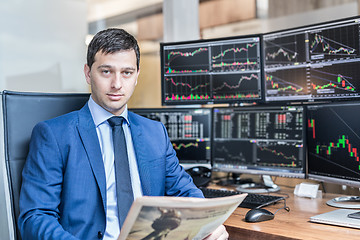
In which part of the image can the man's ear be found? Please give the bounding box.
[135,67,140,86]
[84,64,91,85]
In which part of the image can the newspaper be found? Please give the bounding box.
[118,193,247,240]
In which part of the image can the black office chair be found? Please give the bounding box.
[1,90,90,240]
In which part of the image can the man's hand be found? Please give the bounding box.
[203,225,229,240]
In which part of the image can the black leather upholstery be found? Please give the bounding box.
[2,90,90,239]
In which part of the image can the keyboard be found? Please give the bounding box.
[200,187,285,209]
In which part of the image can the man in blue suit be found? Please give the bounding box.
[18,29,228,240]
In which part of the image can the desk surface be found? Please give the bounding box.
[223,186,360,240]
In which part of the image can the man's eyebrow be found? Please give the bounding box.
[97,65,136,71]
[122,67,136,71]
[97,64,112,69]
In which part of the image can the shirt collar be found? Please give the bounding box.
[88,96,129,127]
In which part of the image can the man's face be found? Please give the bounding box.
[84,50,140,116]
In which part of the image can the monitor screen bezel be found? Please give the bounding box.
[308,174,360,188]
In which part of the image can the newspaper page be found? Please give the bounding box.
[118,194,247,240]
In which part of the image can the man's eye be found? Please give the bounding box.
[123,71,133,76]
[102,70,110,74]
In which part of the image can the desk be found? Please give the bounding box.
[224,186,360,240]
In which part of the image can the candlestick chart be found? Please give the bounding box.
[256,141,303,168]
[172,140,210,163]
[264,33,306,67]
[307,103,360,180]
[213,140,253,164]
[309,23,359,62]
[161,36,262,104]
[212,72,261,100]
[265,67,308,100]
[263,30,309,102]
[211,41,260,72]
[310,62,360,99]
[164,75,211,102]
[164,46,210,74]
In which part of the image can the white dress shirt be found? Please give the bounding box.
[88,97,143,240]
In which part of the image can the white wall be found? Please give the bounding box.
[0,0,88,93]
[0,1,88,239]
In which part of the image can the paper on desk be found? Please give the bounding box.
[294,182,321,198]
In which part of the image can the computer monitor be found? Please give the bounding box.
[160,35,262,105]
[212,105,306,192]
[307,101,360,208]
[263,16,360,103]
[129,108,212,169]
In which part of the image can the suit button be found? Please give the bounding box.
[97,231,103,239]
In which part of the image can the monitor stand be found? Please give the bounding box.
[235,175,280,193]
[327,196,360,209]
[216,173,254,186]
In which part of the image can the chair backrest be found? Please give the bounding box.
[1,90,90,239]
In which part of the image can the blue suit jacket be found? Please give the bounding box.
[18,104,203,240]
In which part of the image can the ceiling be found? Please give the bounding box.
[86,0,163,22]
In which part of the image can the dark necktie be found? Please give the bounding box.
[108,116,134,229]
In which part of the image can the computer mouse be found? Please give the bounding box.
[244,208,275,223]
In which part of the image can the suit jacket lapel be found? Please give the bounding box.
[128,112,151,195]
[77,104,107,208]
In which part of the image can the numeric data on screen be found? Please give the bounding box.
[212,106,305,175]
[132,109,211,164]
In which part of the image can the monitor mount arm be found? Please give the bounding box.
[235,175,281,193]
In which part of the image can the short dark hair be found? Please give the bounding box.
[87,28,140,70]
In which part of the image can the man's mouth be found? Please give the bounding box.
[107,93,124,100]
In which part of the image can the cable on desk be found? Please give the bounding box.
[273,199,290,214]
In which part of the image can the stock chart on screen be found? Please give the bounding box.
[307,102,360,187]
[263,17,360,103]
[161,36,262,105]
